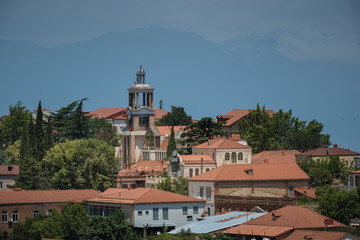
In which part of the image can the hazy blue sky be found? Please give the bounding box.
[1,0,360,152]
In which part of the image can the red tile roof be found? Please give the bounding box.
[180,154,215,164]
[188,164,309,182]
[0,189,99,205]
[242,206,344,229]
[217,109,274,127]
[284,229,359,240]
[297,145,360,157]
[0,165,19,176]
[224,225,293,237]
[252,150,300,164]
[87,108,126,120]
[87,187,205,205]
[118,160,167,177]
[155,109,169,120]
[193,136,250,150]
[156,126,186,136]
[294,187,316,199]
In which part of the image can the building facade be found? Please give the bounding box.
[0,165,19,190]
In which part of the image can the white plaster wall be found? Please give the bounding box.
[216,149,252,166]
[135,136,146,162]
[188,181,215,216]
[134,202,204,229]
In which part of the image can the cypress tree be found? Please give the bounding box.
[34,101,45,161]
[166,126,176,158]
[45,116,53,151]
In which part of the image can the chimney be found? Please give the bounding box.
[152,169,154,177]
[135,170,138,176]
[208,140,210,146]
[333,144,338,148]
[201,157,204,174]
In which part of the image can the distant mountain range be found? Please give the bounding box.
[1,27,359,152]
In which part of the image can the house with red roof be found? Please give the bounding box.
[117,160,167,189]
[86,187,205,234]
[167,151,216,178]
[217,109,274,133]
[192,134,252,167]
[283,229,360,240]
[0,188,99,235]
[296,144,360,167]
[222,206,347,240]
[0,165,19,190]
[252,149,300,164]
[188,164,309,216]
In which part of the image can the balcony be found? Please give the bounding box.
[141,147,167,160]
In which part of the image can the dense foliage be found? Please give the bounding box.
[181,117,225,147]
[166,126,176,158]
[317,186,360,225]
[157,106,192,126]
[153,176,189,195]
[237,104,331,153]
[297,156,349,187]
[42,138,117,191]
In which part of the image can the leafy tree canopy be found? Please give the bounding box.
[238,103,331,153]
[78,211,139,240]
[153,176,189,195]
[181,117,225,147]
[166,126,176,158]
[91,117,121,146]
[157,106,192,126]
[42,138,117,191]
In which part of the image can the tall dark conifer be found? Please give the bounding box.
[166,126,176,158]
[45,116,53,151]
[34,101,45,161]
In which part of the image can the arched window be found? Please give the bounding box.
[238,152,243,160]
[189,169,193,178]
[195,169,199,176]
[206,168,210,172]
[225,153,230,161]
[212,153,215,160]
[231,152,236,163]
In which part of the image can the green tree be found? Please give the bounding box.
[317,187,360,224]
[52,99,92,142]
[181,117,225,147]
[78,211,139,240]
[0,101,30,156]
[91,117,120,146]
[166,126,176,158]
[238,104,331,153]
[33,101,45,162]
[157,106,192,126]
[4,139,21,164]
[154,176,189,195]
[42,138,117,191]
[45,116,53,151]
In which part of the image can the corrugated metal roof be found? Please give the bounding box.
[169,211,267,234]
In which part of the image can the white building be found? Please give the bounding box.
[86,187,205,233]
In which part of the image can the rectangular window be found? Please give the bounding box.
[193,206,198,214]
[104,206,110,217]
[12,211,19,222]
[163,207,169,220]
[183,206,188,215]
[200,186,204,198]
[33,210,40,218]
[2,211,8,223]
[146,211,149,215]
[139,115,149,127]
[187,215,193,221]
[206,187,211,199]
[138,211,143,216]
[153,208,159,220]
[0,181,2,189]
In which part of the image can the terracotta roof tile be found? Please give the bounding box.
[284,229,358,240]
[243,206,344,229]
[188,164,309,182]
[180,154,215,164]
[87,108,126,119]
[0,165,19,176]
[294,187,316,199]
[252,150,300,164]
[0,189,99,205]
[87,188,205,205]
[118,160,167,177]
[297,146,360,157]
[155,126,186,136]
[218,109,274,127]
[193,136,250,150]
[155,109,169,120]
[223,225,293,237]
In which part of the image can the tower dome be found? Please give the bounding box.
[136,65,145,84]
